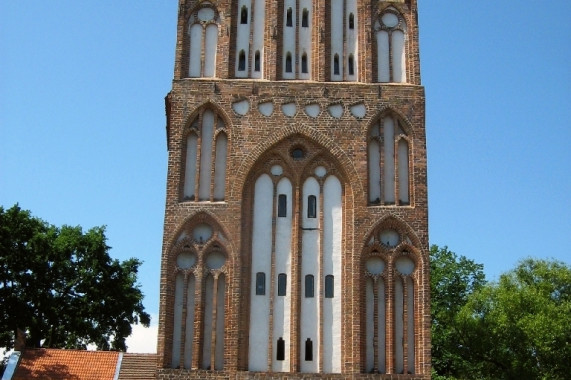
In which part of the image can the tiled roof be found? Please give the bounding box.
[117,353,157,379]
[12,349,120,380]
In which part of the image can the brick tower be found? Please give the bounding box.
[157,0,430,378]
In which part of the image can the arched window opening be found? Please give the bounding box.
[238,50,246,71]
[241,6,248,24]
[302,9,309,27]
[305,339,313,361]
[286,8,293,27]
[348,55,355,76]
[254,50,261,72]
[278,273,287,296]
[277,338,285,361]
[334,54,340,75]
[307,195,317,218]
[376,11,407,83]
[183,109,227,202]
[349,13,355,29]
[305,274,314,298]
[325,275,334,298]
[285,53,293,73]
[256,272,266,295]
[301,53,308,74]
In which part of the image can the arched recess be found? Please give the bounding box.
[239,135,350,373]
[374,6,408,83]
[185,2,221,78]
[229,124,363,202]
[165,212,234,371]
[367,109,413,206]
[180,103,230,202]
[361,216,426,375]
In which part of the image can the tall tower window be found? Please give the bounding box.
[330,0,357,81]
[188,6,219,78]
[305,275,314,298]
[325,275,334,298]
[278,194,287,217]
[286,8,293,27]
[349,13,355,29]
[305,339,313,361]
[182,108,227,202]
[307,195,317,218]
[376,9,407,83]
[368,114,411,205]
[333,54,340,75]
[277,338,285,361]
[348,55,355,76]
[254,51,261,72]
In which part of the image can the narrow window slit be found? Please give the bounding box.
[278,194,287,217]
[305,338,313,361]
[278,273,287,296]
[307,195,317,218]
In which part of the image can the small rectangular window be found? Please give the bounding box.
[285,54,293,73]
[305,274,314,298]
[305,338,313,361]
[278,194,287,217]
[254,51,261,72]
[286,8,293,27]
[301,54,308,74]
[278,273,287,296]
[307,195,317,218]
[334,55,340,75]
[277,338,285,360]
[256,272,265,295]
[325,275,334,298]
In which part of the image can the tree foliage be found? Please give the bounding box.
[431,244,571,380]
[430,245,486,379]
[456,258,571,380]
[0,204,150,352]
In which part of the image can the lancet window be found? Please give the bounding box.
[282,0,312,79]
[234,0,266,78]
[170,221,228,371]
[368,113,411,205]
[182,108,227,202]
[364,224,420,374]
[330,0,358,81]
[375,8,407,83]
[188,3,219,78]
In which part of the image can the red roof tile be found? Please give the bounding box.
[12,349,120,380]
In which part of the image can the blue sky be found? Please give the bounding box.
[2,0,570,345]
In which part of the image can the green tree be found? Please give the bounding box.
[457,258,571,380]
[0,204,150,352]
[430,245,486,379]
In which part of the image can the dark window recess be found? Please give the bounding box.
[278,273,287,296]
[291,148,304,160]
[286,8,293,27]
[277,338,285,360]
[325,275,334,298]
[278,194,287,217]
[305,275,314,298]
[302,9,309,27]
[254,51,261,72]
[348,55,355,75]
[305,338,313,361]
[238,50,246,71]
[241,6,248,24]
[349,13,355,29]
[285,53,293,73]
[256,272,265,295]
[334,54,340,75]
[301,54,308,74]
[307,195,317,218]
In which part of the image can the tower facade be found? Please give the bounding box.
[158,0,430,378]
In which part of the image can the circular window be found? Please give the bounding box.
[314,166,327,178]
[366,256,385,275]
[205,250,226,270]
[193,224,213,243]
[176,252,197,270]
[291,148,305,160]
[381,13,399,28]
[271,165,283,176]
[380,229,400,247]
[395,256,415,275]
